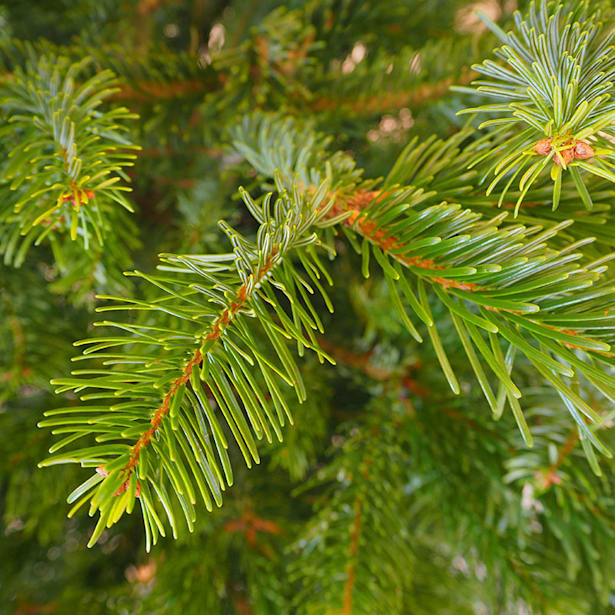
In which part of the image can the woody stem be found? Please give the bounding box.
[116,251,279,486]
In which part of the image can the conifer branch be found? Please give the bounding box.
[0,55,140,267]
[290,418,411,614]
[458,0,615,212]
[341,456,370,615]
[39,179,338,548]
[230,112,615,457]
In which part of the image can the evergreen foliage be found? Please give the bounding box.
[0,55,139,265]
[3,1,615,613]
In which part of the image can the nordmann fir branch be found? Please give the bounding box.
[341,454,371,615]
[290,421,411,614]
[458,0,615,213]
[0,55,140,268]
[318,182,615,451]
[230,111,615,453]
[329,187,615,348]
[112,250,279,496]
[39,179,342,548]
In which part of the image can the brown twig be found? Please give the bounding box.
[109,251,279,493]
[224,510,283,559]
[318,338,391,381]
[327,189,478,291]
[312,70,476,115]
[341,457,371,615]
[109,65,474,115]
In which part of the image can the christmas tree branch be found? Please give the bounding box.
[39,180,338,548]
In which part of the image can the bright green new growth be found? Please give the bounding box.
[0,55,139,266]
[458,0,615,213]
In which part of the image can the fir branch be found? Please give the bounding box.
[290,418,412,615]
[231,112,615,458]
[310,69,477,115]
[458,0,615,212]
[341,455,369,615]
[0,54,140,267]
[39,179,337,548]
